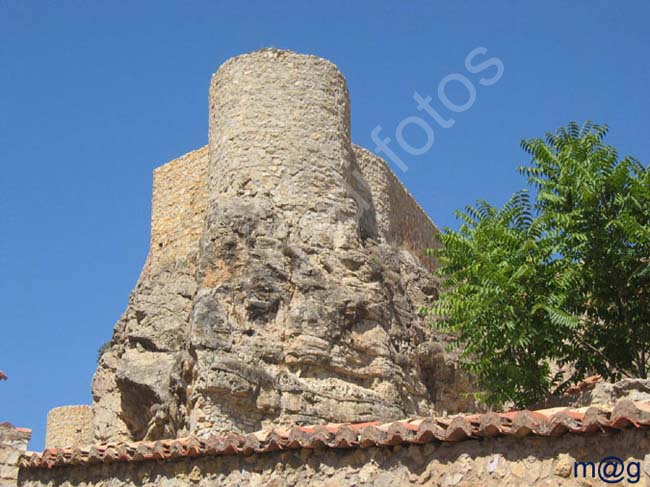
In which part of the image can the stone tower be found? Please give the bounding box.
[90,49,470,443]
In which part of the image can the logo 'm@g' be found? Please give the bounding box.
[574,456,640,484]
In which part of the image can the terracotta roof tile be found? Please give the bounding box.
[564,374,602,395]
[0,422,32,441]
[19,399,650,470]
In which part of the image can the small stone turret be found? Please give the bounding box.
[44,406,93,449]
[88,49,471,444]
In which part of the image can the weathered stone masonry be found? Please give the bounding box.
[19,399,650,486]
[11,47,650,487]
[143,144,437,279]
[19,431,650,487]
[144,146,209,277]
[0,423,30,486]
[354,146,440,271]
[44,406,92,449]
[89,48,470,448]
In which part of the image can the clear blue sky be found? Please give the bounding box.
[1,1,648,450]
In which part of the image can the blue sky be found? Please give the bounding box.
[1,1,648,450]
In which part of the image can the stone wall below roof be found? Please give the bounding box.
[1,423,31,487]
[18,428,650,486]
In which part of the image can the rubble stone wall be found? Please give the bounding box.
[1,424,30,487]
[353,145,439,270]
[89,48,465,446]
[44,406,93,449]
[19,430,650,486]
[139,142,438,282]
[144,145,209,276]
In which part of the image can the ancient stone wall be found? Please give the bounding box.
[18,429,650,486]
[140,143,438,281]
[354,145,439,270]
[0,423,30,486]
[143,145,209,277]
[91,152,209,444]
[120,58,438,288]
[44,406,93,449]
[89,48,465,446]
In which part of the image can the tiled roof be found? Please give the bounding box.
[563,374,602,395]
[0,422,32,438]
[20,399,650,470]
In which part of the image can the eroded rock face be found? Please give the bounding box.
[91,49,472,443]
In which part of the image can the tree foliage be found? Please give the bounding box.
[428,122,650,407]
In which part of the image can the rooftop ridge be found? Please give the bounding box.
[20,398,650,470]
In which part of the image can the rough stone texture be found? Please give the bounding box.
[44,406,93,449]
[142,144,439,274]
[539,378,650,410]
[143,146,209,277]
[90,150,207,442]
[18,429,650,486]
[90,48,471,445]
[1,423,30,486]
[353,146,440,271]
[588,379,650,405]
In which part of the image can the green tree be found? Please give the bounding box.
[429,122,650,407]
[428,192,565,406]
[521,122,650,380]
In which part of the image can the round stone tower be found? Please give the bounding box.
[45,405,93,448]
[91,49,470,444]
[207,49,375,244]
[186,49,458,435]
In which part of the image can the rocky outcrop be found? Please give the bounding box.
[91,49,472,444]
